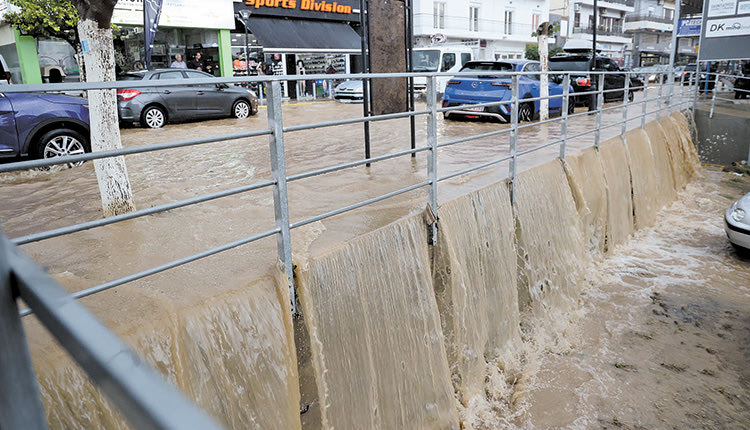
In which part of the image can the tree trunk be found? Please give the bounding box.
[538,23,550,121]
[77,19,136,217]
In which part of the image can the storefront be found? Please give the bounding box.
[112,0,236,76]
[232,0,362,98]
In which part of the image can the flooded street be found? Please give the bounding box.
[2,86,747,429]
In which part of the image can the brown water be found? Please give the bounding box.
[1,89,740,429]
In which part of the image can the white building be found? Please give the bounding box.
[413,0,550,60]
[552,0,634,65]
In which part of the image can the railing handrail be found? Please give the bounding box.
[0,68,699,428]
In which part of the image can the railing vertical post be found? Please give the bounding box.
[621,71,630,141]
[0,232,49,430]
[560,74,570,160]
[709,73,720,119]
[509,74,519,206]
[679,72,685,109]
[426,76,439,245]
[266,81,296,314]
[595,72,604,150]
[641,78,648,129]
[656,74,663,121]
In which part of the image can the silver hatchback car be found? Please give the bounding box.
[117,69,259,128]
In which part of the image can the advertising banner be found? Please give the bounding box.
[113,0,235,29]
[677,18,702,37]
[699,0,750,59]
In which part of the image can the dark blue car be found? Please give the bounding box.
[442,60,574,122]
[0,92,90,165]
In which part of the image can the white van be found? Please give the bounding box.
[412,46,473,96]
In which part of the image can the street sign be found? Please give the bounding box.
[677,18,702,37]
[430,33,446,44]
[699,0,750,60]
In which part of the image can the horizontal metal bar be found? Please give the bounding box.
[437,127,512,148]
[12,179,276,245]
[290,181,430,229]
[8,243,225,429]
[0,128,272,173]
[438,154,514,182]
[517,114,564,131]
[516,138,565,157]
[283,108,430,133]
[287,145,430,183]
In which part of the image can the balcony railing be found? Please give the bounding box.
[572,26,627,37]
[625,13,673,24]
[578,0,635,7]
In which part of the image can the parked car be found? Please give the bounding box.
[734,62,750,99]
[677,64,697,85]
[0,92,90,166]
[548,54,643,107]
[333,79,363,103]
[117,69,259,128]
[725,192,750,253]
[442,60,574,122]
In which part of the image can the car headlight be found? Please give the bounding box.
[731,208,746,222]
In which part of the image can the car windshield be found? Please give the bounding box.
[412,50,440,72]
[548,57,591,72]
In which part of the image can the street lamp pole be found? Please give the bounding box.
[240,10,251,79]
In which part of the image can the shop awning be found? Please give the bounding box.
[244,17,362,54]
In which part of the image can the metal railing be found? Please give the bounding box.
[0,68,696,428]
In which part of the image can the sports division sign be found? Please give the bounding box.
[700,0,750,60]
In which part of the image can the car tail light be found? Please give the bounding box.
[491,82,511,87]
[447,80,461,86]
[575,77,591,87]
[117,89,141,101]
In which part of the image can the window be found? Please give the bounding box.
[574,12,580,27]
[524,62,540,80]
[461,53,472,65]
[470,6,480,32]
[504,10,513,35]
[441,53,456,71]
[433,2,445,29]
[532,13,541,32]
[664,9,674,21]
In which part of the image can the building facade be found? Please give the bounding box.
[624,0,675,66]
[551,0,634,66]
[413,0,551,60]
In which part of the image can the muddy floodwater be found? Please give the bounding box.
[517,167,750,429]
[1,89,747,429]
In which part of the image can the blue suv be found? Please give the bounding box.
[442,60,574,122]
[0,92,90,165]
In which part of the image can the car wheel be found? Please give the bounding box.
[142,105,166,128]
[36,128,88,168]
[233,100,251,119]
[519,103,533,122]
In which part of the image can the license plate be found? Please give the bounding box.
[463,106,484,112]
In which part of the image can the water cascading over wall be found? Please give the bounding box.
[32,112,700,429]
[295,111,700,429]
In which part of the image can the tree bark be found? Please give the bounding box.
[538,23,550,121]
[77,18,136,217]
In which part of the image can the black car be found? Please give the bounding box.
[117,69,259,128]
[549,54,643,106]
[734,62,750,99]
